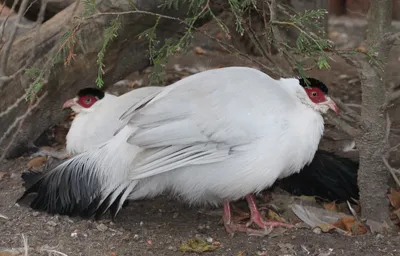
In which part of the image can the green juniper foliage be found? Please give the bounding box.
[96,17,122,88]
[24,0,382,97]
[25,68,44,100]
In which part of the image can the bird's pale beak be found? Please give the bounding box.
[322,97,339,114]
[62,98,77,109]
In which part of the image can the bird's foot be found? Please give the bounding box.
[223,201,273,236]
[224,222,272,236]
[245,210,293,229]
[245,194,293,229]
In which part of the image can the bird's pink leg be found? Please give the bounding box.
[245,194,293,229]
[223,201,261,234]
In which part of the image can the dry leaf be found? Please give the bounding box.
[194,46,207,55]
[323,202,338,212]
[0,172,6,181]
[39,146,54,151]
[388,188,400,209]
[390,208,400,225]
[393,208,400,219]
[129,80,144,88]
[266,209,288,223]
[0,248,25,256]
[313,223,336,233]
[179,238,219,253]
[356,45,368,53]
[332,217,368,235]
[328,31,340,38]
[27,156,47,169]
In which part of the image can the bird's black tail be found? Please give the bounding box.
[21,170,45,189]
[16,152,104,218]
[277,150,359,203]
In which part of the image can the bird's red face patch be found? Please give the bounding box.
[304,87,327,104]
[77,95,98,108]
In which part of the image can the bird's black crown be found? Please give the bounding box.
[77,87,105,99]
[298,78,328,94]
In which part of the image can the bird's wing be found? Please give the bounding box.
[120,67,295,180]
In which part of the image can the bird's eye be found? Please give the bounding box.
[85,98,92,104]
[311,92,317,97]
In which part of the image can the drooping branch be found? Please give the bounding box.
[0,0,227,159]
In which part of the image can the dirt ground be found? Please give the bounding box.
[1,16,400,256]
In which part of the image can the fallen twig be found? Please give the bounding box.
[382,156,400,188]
[0,213,9,219]
[0,91,48,162]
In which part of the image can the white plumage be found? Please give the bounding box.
[65,87,163,155]
[19,66,338,235]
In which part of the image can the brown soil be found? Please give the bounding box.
[1,17,400,256]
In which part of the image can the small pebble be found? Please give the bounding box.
[172,212,179,218]
[206,237,213,243]
[71,230,79,238]
[47,221,57,227]
[96,223,108,232]
[133,234,139,240]
[10,173,19,180]
[32,212,39,217]
[312,227,322,234]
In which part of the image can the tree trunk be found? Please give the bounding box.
[0,0,220,159]
[357,0,393,226]
[0,0,75,22]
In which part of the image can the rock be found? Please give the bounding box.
[9,173,19,180]
[96,223,108,232]
[70,229,79,238]
[47,221,57,227]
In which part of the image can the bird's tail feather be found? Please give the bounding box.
[17,130,140,218]
[17,152,104,216]
[277,150,359,203]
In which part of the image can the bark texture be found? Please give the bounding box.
[357,0,393,225]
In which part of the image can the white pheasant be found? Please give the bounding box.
[19,66,338,235]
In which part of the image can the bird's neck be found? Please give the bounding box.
[276,105,325,180]
[291,107,324,172]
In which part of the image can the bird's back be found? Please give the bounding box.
[66,87,162,154]
[122,67,325,203]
